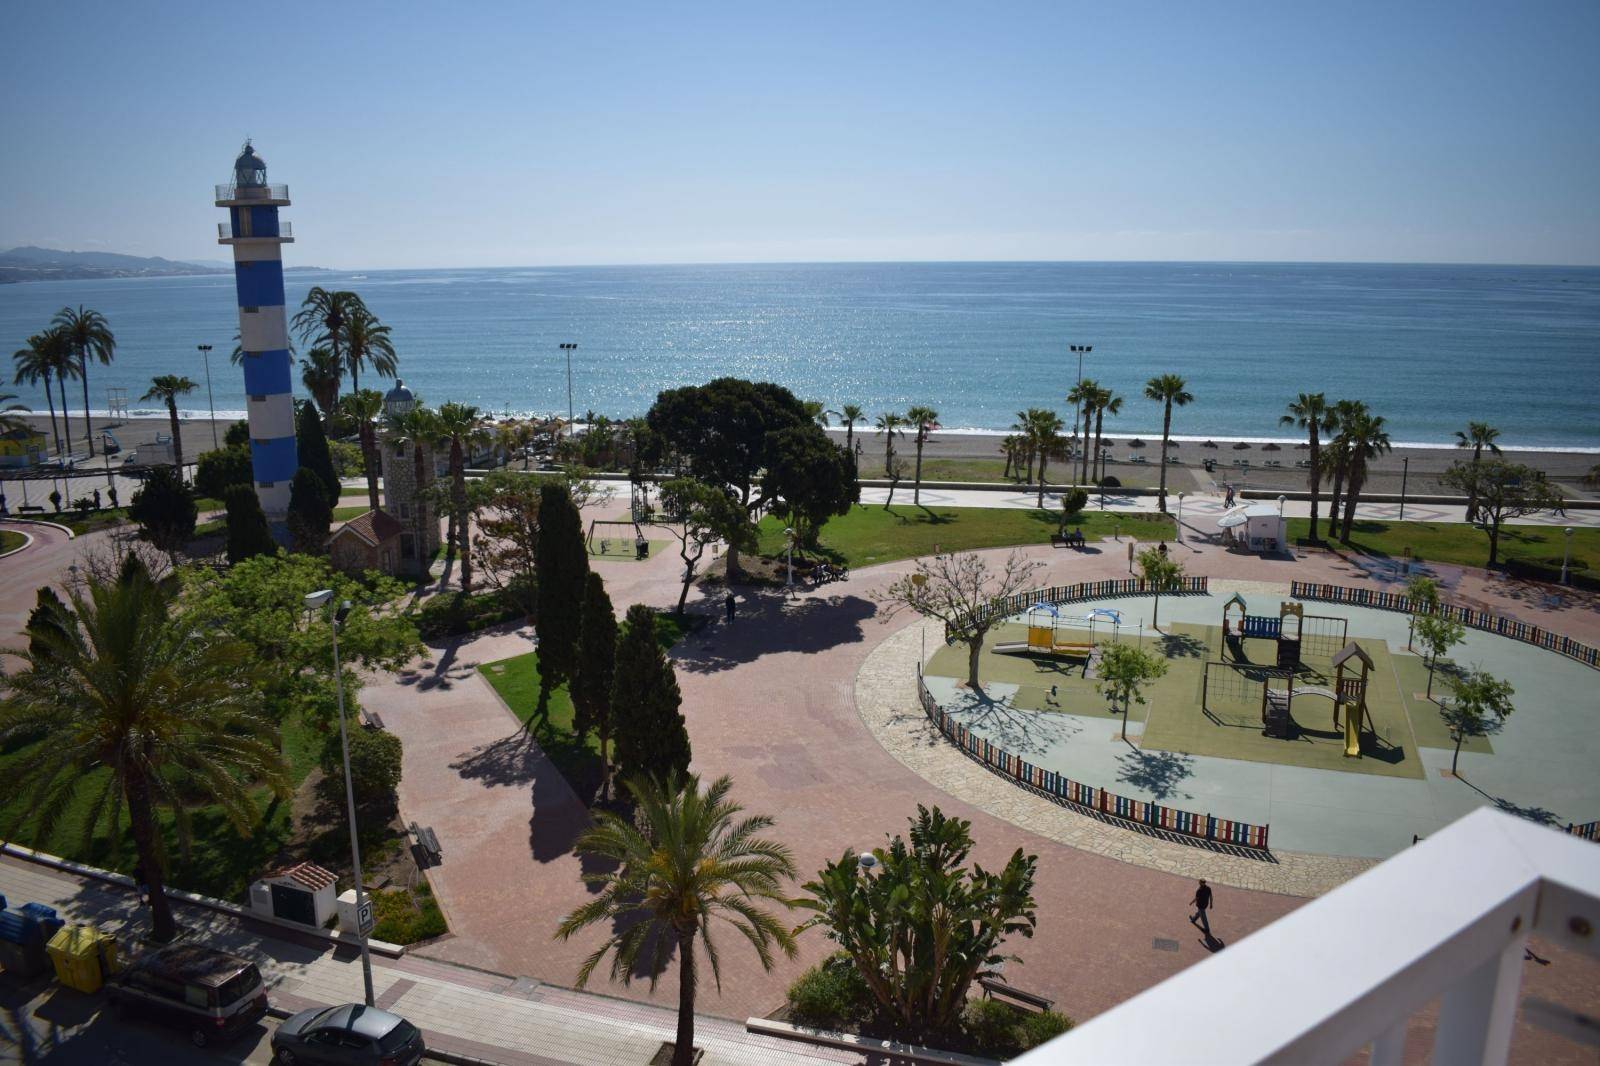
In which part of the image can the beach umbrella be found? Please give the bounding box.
[1203,440,1218,449]
[1233,441,1251,450]
[1129,439,1146,448]
[1294,442,1309,450]
[1263,442,1281,451]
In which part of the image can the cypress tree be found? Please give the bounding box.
[287,467,333,554]
[296,399,340,504]
[530,482,588,729]
[611,604,691,790]
[224,484,276,564]
[571,571,618,800]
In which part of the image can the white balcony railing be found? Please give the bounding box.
[214,182,290,202]
[1020,808,1600,1065]
[217,221,293,240]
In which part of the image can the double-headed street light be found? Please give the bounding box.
[304,589,374,1008]
[1561,527,1575,585]
[197,345,218,450]
[559,343,577,436]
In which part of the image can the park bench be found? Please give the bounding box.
[979,974,1056,1013]
[18,504,45,514]
[410,821,442,865]
[363,712,386,731]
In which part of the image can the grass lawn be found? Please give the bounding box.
[1,530,26,554]
[758,504,1176,569]
[333,504,368,521]
[0,709,324,902]
[1289,518,1598,579]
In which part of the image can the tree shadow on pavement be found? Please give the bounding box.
[527,765,590,864]
[1116,748,1196,802]
[450,734,543,789]
[669,591,877,675]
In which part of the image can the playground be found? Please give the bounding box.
[921,581,1600,858]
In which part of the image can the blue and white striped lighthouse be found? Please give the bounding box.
[216,141,298,517]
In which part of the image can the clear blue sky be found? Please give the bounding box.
[3,1,1597,268]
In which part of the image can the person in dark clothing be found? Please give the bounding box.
[1190,878,1213,935]
[132,862,150,906]
[724,592,737,624]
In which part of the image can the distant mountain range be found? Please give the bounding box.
[0,246,329,283]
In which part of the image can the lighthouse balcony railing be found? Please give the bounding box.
[219,222,293,240]
[214,182,290,203]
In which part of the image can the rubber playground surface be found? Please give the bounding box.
[922,584,1599,859]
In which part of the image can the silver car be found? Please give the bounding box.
[270,1002,425,1065]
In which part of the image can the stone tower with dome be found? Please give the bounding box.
[378,380,441,571]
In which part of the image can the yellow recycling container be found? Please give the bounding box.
[46,925,113,993]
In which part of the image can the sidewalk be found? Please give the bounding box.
[0,854,858,1066]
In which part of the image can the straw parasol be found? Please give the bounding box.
[1263,442,1281,451]
[1233,441,1251,450]
[1129,439,1146,448]
[1203,440,1218,449]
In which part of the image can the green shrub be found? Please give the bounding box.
[786,954,872,1028]
[960,998,1074,1055]
[370,884,448,945]
[414,588,522,639]
[1060,488,1089,522]
[1019,1009,1074,1048]
[224,419,251,447]
[320,727,403,809]
[195,444,254,500]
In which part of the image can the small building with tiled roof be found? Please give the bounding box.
[328,507,405,577]
[248,861,339,928]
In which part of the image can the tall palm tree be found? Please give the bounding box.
[0,557,288,942]
[291,287,362,402]
[1027,408,1066,508]
[52,306,115,456]
[1454,422,1502,523]
[1325,400,1364,532]
[0,392,31,437]
[1092,387,1122,483]
[1280,393,1337,541]
[1143,374,1193,514]
[11,332,64,454]
[838,404,865,458]
[140,376,198,471]
[1010,410,1037,482]
[802,400,830,427]
[1074,379,1101,484]
[905,406,939,506]
[340,389,385,511]
[1339,410,1392,542]
[556,772,798,1066]
[300,346,343,423]
[1066,380,1095,481]
[875,412,905,508]
[341,306,398,394]
[435,402,489,591]
[382,403,441,575]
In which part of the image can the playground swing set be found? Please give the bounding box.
[586,517,649,559]
[994,605,1132,662]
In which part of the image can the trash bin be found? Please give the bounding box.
[46,925,113,993]
[19,903,63,941]
[0,906,51,978]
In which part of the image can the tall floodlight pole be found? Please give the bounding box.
[1399,456,1410,521]
[1069,344,1092,475]
[305,590,374,1007]
[560,342,577,438]
[197,345,218,449]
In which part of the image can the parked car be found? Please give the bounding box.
[271,1002,426,1065]
[107,942,267,1047]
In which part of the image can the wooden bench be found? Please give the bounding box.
[979,974,1056,1013]
[364,712,386,731]
[17,504,45,514]
[410,821,442,865]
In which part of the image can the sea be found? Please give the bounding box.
[3,261,1597,449]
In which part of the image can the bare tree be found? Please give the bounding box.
[885,550,1042,692]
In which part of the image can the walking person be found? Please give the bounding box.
[724,591,737,625]
[132,861,150,907]
[1189,878,1214,937]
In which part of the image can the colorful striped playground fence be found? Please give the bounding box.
[1566,821,1600,843]
[1289,581,1600,670]
[944,576,1210,645]
[915,667,1271,852]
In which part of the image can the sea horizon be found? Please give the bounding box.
[5,260,1598,449]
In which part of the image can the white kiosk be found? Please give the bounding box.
[1216,503,1288,552]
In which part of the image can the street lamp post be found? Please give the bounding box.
[559,343,577,437]
[1561,527,1574,585]
[197,345,218,450]
[304,589,374,1008]
[784,527,795,589]
[1399,456,1410,521]
[1070,344,1092,476]
[1177,492,1186,544]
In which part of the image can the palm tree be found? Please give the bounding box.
[435,402,489,591]
[875,412,905,508]
[1009,410,1037,483]
[1074,379,1101,484]
[11,332,64,453]
[1066,380,1095,481]
[1143,375,1193,513]
[1325,400,1364,531]
[300,347,343,423]
[1454,422,1502,523]
[1280,393,1337,541]
[1027,408,1066,508]
[52,306,115,456]
[0,557,288,942]
[341,306,398,393]
[838,403,865,458]
[905,406,939,506]
[382,403,440,574]
[0,392,31,437]
[140,376,198,471]
[1092,387,1122,483]
[802,400,830,428]
[556,772,798,1066]
[340,389,385,511]
[1339,410,1392,542]
[291,287,361,402]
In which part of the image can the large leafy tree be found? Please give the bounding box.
[1144,374,1193,513]
[128,465,198,564]
[223,484,277,565]
[571,572,618,800]
[296,399,340,505]
[800,805,1037,1037]
[52,306,115,456]
[886,550,1042,691]
[905,406,939,506]
[532,482,589,727]
[611,605,690,785]
[646,379,839,578]
[1280,393,1337,541]
[1440,459,1564,566]
[140,375,198,471]
[557,773,798,1066]
[659,478,749,615]
[469,468,598,617]
[434,402,489,591]
[1454,422,1502,523]
[195,444,254,501]
[761,425,860,549]
[0,557,288,942]
[340,389,385,512]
